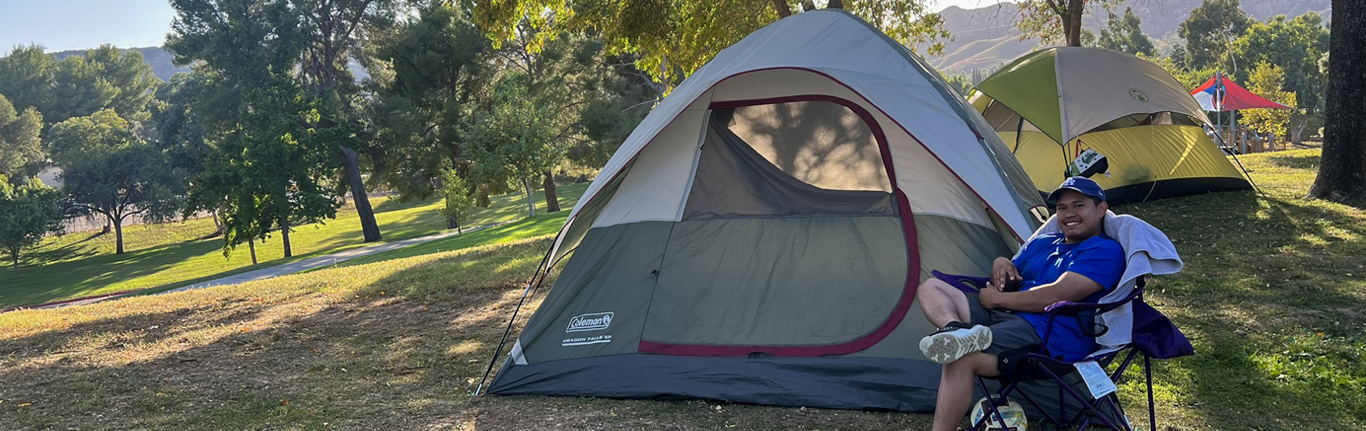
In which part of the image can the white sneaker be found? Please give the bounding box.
[919,324,993,364]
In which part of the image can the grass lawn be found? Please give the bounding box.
[0,182,588,309]
[0,150,1362,430]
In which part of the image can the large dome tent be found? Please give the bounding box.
[480,10,1047,412]
[970,47,1252,204]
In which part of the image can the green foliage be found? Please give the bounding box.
[1016,0,1119,46]
[1178,0,1251,70]
[570,98,643,169]
[942,74,974,99]
[1139,52,1216,91]
[169,0,342,256]
[1228,12,1330,144]
[475,0,947,91]
[465,78,565,217]
[1239,61,1296,138]
[0,174,65,277]
[48,109,182,254]
[1098,7,1155,56]
[439,167,476,231]
[1229,13,1330,113]
[0,44,158,128]
[0,94,45,178]
[0,45,57,116]
[364,3,493,200]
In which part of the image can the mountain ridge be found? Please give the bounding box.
[926,0,1332,75]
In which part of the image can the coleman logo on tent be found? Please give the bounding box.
[566,312,614,332]
[1128,88,1149,103]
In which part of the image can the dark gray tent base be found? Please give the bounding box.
[488,354,943,412]
[1041,177,1252,205]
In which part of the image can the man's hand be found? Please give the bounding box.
[979,283,1003,309]
[991,257,1022,291]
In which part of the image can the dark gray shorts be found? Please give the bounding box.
[965,293,1044,356]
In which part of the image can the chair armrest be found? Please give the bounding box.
[932,270,991,295]
[1043,283,1146,317]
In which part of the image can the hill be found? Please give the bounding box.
[927,0,1332,76]
[50,46,371,83]
[50,46,190,82]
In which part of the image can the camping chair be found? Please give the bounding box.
[931,269,1194,431]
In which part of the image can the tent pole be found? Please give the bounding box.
[476,241,558,396]
[1211,129,1265,197]
[1216,72,1223,146]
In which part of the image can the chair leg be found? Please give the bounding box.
[973,377,1018,431]
[1146,355,1157,431]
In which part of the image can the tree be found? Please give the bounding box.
[0,175,65,277]
[1098,7,1155,56]
[1016,0,1118,47]
[1238,61,1296,141]
[438,165,475,232]
[0,94,44,179]
[474,0,948,92]
[1308,0,1366,202]
[152,71,225,234]
[0,45,57,117]
[168,0,340,258]
[48,110,182,254]
[1178,0,1251,70]
[466,79,564,218]
[363,3,492,201]
[1229,13,1331,144]
[290,0,404,244]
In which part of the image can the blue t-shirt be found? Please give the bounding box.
[1010,233,1125,361]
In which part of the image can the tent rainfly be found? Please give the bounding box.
[970,47,1252,204]
[481,10,1048,412]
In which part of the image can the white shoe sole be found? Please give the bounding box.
[919,325,993,364]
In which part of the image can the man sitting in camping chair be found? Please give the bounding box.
[915,177,1125,431]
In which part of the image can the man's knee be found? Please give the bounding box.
[945,352,998,377]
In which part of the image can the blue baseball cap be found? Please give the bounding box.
[1048,177,1106,204]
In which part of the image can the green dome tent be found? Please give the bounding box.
[480,10,1047,412]
[970,47,1252,204]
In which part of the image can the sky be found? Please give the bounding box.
[0,0,1004,54]
[0,0,178,52]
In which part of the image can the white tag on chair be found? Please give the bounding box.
[1075,361,1117,398]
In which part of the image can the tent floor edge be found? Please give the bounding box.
[486,354,942,412]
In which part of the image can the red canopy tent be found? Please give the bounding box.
[1190,73,1292,153]
[1191,74,1293,111]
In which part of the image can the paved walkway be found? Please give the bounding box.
[24,223,501,311]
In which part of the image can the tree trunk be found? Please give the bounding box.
[11,250,18,278]
[248,239,258,265]
[1309,0,1366,202]
[827,0,844,9]
[212,210,226,237]
[542,170,561,213]
[340,147,382,243]
[523,177,536,218]
[113,216,125,254]
[1290,115,1309,145]
[281,222,293,258]
[1065,0,1084,47]
[770,0,792,17]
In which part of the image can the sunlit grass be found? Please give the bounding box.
[1,182,588,309]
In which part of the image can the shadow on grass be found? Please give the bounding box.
[0,241,554,429]
[1120,190,1366,430]
[3,239,219,309]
